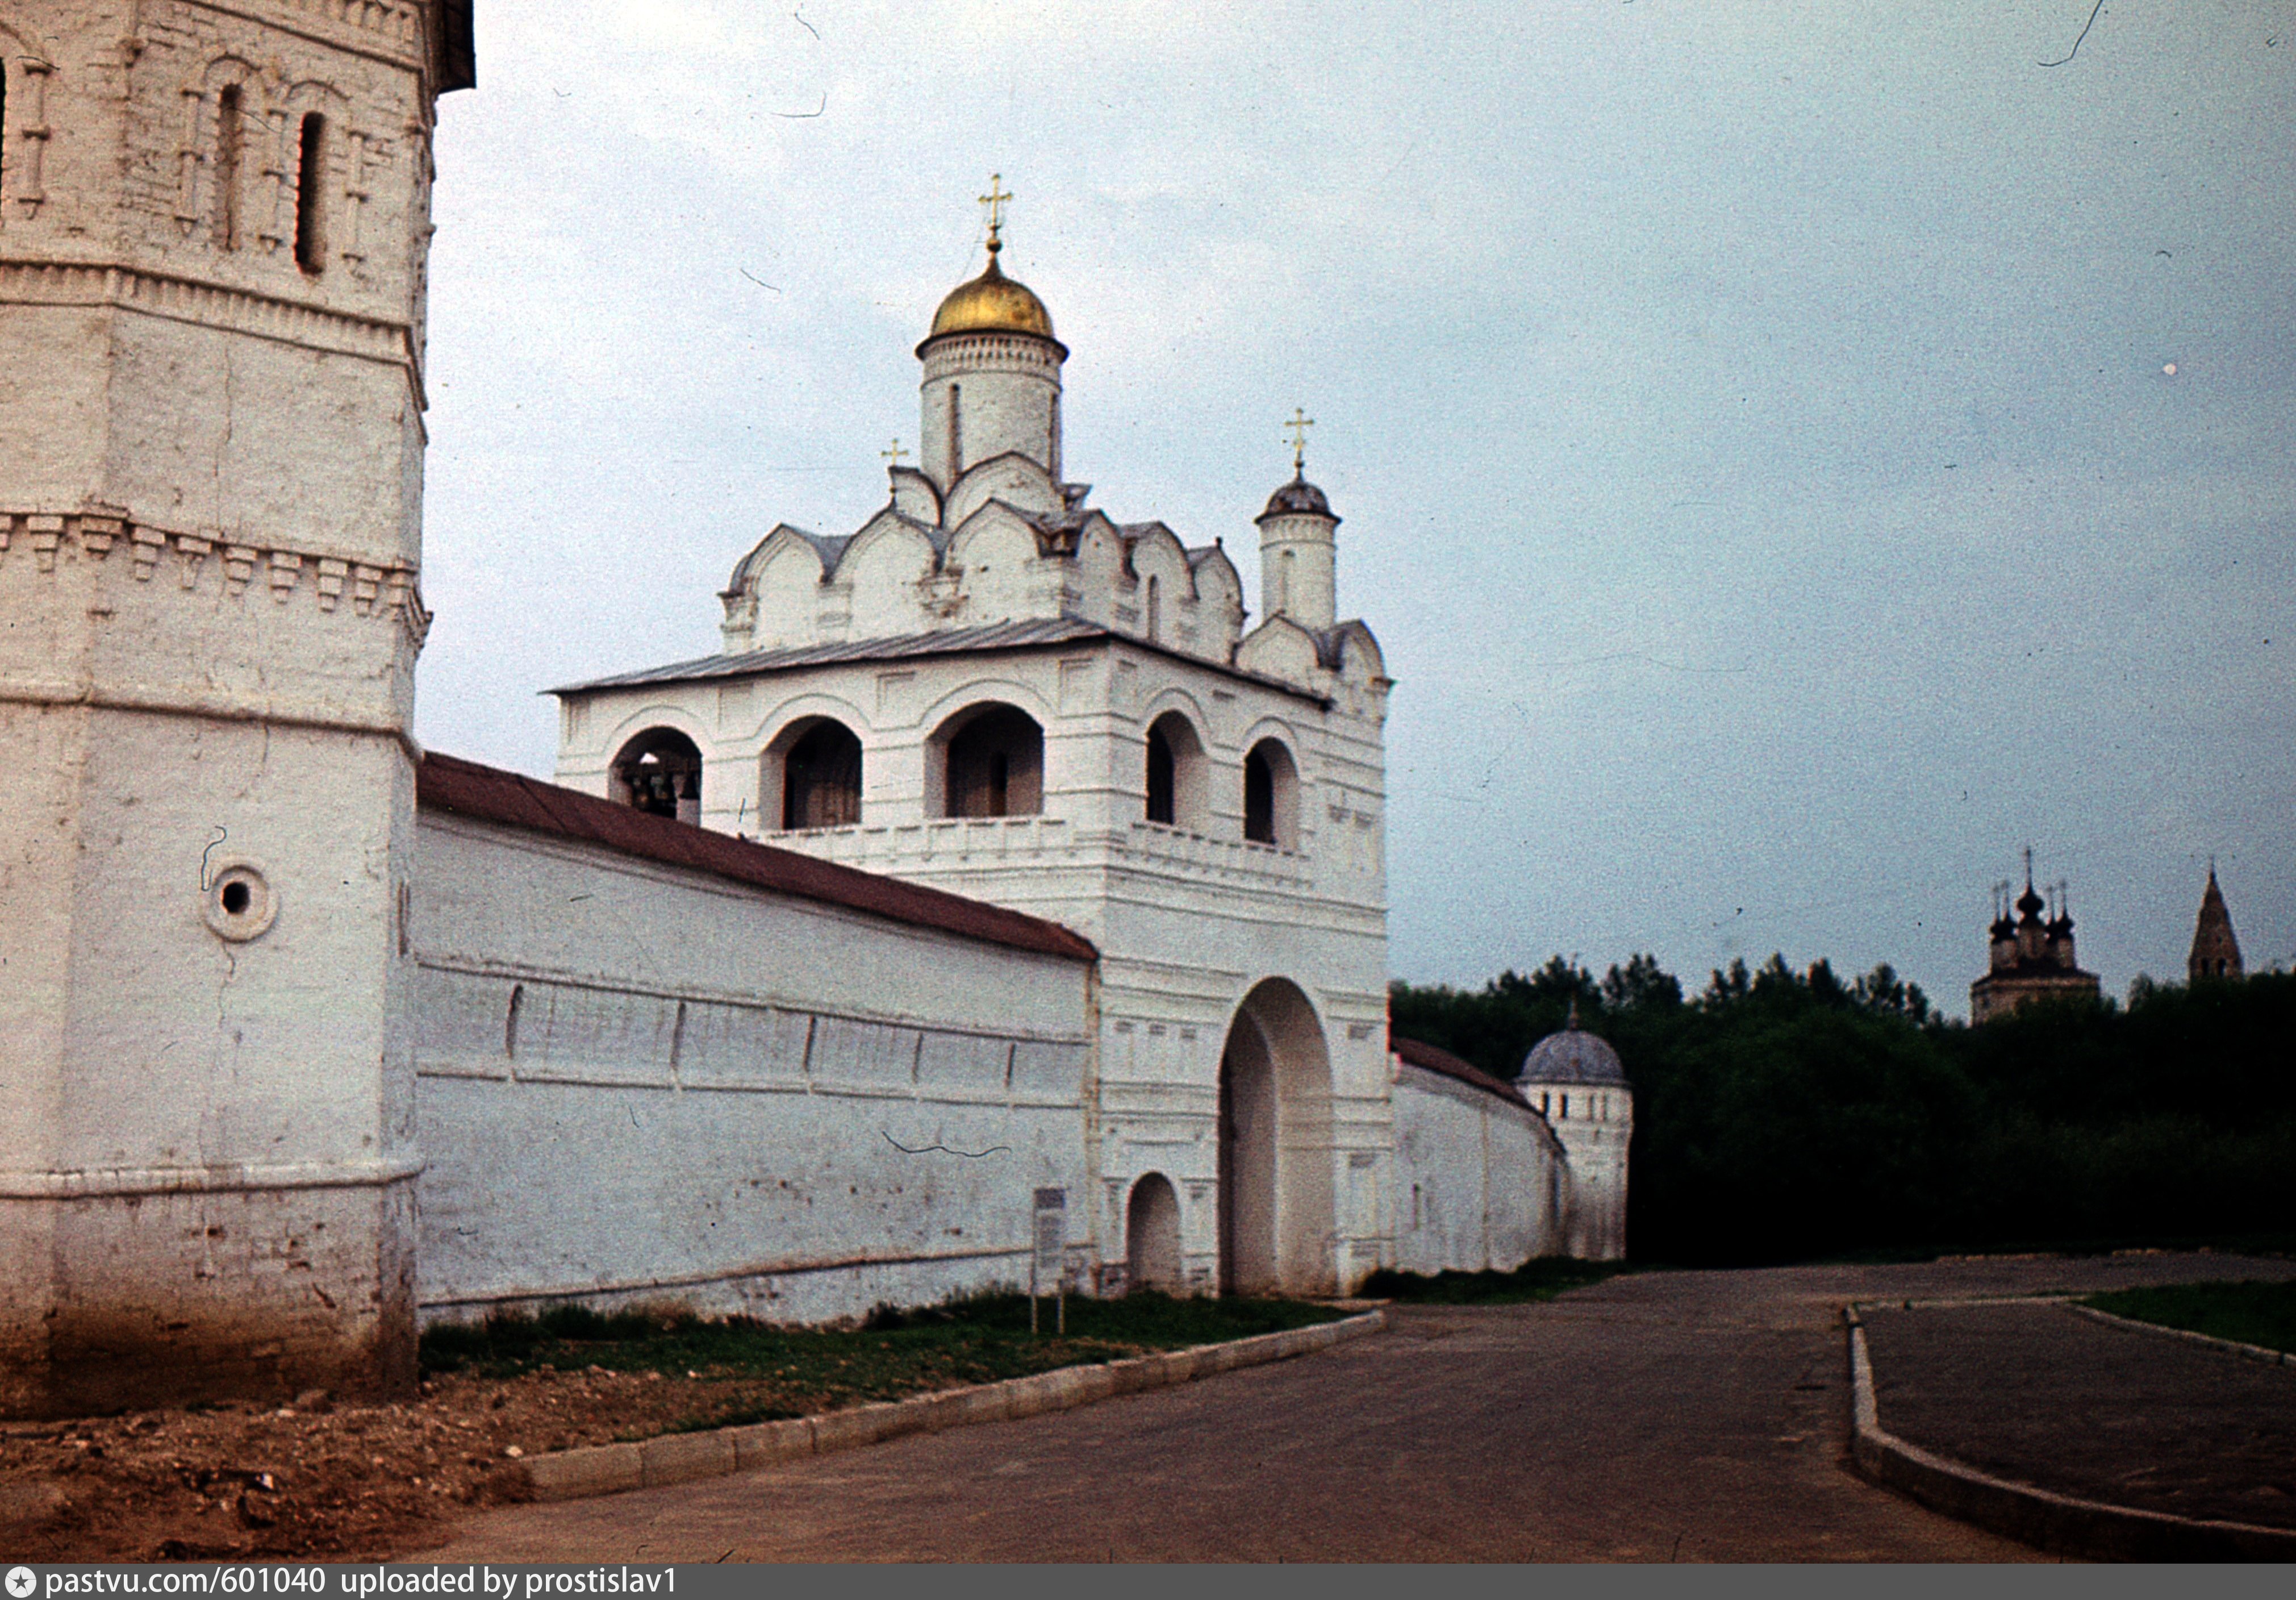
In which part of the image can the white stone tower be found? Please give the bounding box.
[0,1,473,1414]
[1256,414,1340,628]
[1517,1007,1633,1260]
[916,176,1066,493]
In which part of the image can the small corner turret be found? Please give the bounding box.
[1255,408,1341,631]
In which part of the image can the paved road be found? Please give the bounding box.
[1863,1298,2296,1530]
[411,1252,2291,1562]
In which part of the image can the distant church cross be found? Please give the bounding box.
[882,438,909,467]
[979,174,1013,248]
[1284,407,1314,474]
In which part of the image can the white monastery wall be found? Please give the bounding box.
[1391,1061,1567,1275]
[410,811,1096,1327]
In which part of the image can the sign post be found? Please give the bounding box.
[1031,1186,1066,1336]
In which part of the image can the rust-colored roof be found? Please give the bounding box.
[415,752,1097,965]
[1389,1034,1532,1111]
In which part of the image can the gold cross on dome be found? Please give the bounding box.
[1284,407,1314,473]
[882,438,909,466]
[979,174,1013,246]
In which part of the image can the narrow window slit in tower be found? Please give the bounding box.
[947,383,963,473]
[294,113,326,274]
[212,86,243,248]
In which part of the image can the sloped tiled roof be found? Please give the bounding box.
[415,752,1097,964]
[1390,1034,1531,1110]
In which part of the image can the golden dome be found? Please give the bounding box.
[928,244,1056,342]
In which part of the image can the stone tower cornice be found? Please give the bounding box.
[0,257,427,409]
[0,508,429,643]
[167,0,435,80]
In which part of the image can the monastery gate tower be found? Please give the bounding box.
[553,196,1398,1298]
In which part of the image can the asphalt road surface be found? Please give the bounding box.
[411,1252,2291,1562]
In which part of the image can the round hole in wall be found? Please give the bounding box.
[202,861,278,942]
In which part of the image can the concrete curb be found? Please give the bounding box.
[2066,1301,2295,1368]
[1842,1306,2296,1561]
[519,1309,1385,1505]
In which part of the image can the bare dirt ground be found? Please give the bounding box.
[0,1366,746,1561]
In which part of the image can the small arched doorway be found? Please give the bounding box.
[1217,978,1337,1296]
[1125,1173,1183,1292]
[610,728,704,824]
[932,703,1043,818]
[770,718,863,830]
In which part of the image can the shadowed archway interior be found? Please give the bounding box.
[1217,977,1337,1296]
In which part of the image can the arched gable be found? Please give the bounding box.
[947,502,1049,624]
[945,451,1061,527]
[888,465,941,526]
[1235,615,1324,687]
[727,523,827,595]
[1326,619,1388,684]
[1071,512,1125,594]
[1126,524,1193,597]
[726,526,830,650]
[838,510,941,636]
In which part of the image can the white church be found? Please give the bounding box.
[0,0,1626,1418]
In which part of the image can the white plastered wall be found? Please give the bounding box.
[1390,1062,1568,1274]
[410,812,1096,1327]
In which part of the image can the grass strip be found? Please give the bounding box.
[420,1291,1347,1435]
[1357,1257,1636,1305]
[2078,1279,2296,1355]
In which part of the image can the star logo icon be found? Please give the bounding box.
[7,1565,36,1598]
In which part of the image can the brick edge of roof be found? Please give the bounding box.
[415,752,1098,966]
[1389,1034,1532,1111]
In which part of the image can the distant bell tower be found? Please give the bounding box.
[0,1,474,1415]
[2188,865,2245,982]
[917,176,1067,492]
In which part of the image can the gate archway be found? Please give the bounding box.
[1216,978,1337,1296]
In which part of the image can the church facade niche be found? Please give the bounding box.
[1125,1172,1183,1291]
[1243,737,1299,848]
[770,716,863,831]
[934,703,1043,819]
[611,727,704,824]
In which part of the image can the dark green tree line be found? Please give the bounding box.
[1392,957,2296,1264]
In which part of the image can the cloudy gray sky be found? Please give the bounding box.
[419,1,2293,1014]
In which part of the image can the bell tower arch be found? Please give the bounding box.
[0,1,474,1415]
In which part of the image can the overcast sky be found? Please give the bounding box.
[419,1,2294,1015]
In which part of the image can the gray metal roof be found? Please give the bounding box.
[552,618,1110,693]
